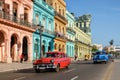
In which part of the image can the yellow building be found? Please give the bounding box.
[74,14,92,60]
[46,0,67,53]
[74,26,92,60]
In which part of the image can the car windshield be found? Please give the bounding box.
[46,53,57,57]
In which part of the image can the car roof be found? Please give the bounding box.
[46,51,65,54]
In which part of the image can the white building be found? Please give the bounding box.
[93,44,103,50]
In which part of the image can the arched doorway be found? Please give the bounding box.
[48,42,51,52]
[59,44,61,51]
[54,43,57,51]
[42,40,46,56]
[0,31,5,62]
[11,34,18,62]
[22,37,28,61]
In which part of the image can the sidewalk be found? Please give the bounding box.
[0,58,84,73]
[0,62,33,73]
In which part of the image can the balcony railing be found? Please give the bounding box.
[0,11,32,27]
[55,31,66,39]
[43,28,55,35]
[66,37,74,42]
[66,27,76,34]
[75,38,90,46]
[54,11,67,22]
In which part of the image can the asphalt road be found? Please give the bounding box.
[0,60,113,80]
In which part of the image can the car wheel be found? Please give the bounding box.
[55,65,60,72]
[35,69,40,73]
[66,66,69,69]
[93,61,96,64]
[104,61,107,64]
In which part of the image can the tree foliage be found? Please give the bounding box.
[92,45,98,52]
[109,39,114,46]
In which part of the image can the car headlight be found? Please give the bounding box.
[50,59,54,63]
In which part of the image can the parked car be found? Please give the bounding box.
[33,51,71,73]
[93,50,109,64]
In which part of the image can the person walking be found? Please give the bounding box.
[74,54,77,61]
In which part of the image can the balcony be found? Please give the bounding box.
[66,27,76,34]
[0,11,32,28]
[43,28,55,35]
[66,37,74,42]
[54,11,67,22]
[75,38,90,46]
[55,31,66,39]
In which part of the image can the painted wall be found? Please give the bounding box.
[33,0,55,60]
[66,10,75,57]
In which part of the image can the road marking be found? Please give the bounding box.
[63,68,76,73]
[70,76,79,80]
[14,76,26,80]
[102,63,114,80]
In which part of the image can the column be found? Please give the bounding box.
[0,46,1,61]
[14,44,17,61]
[45,42,48,53]
[28,42,32,62]
[6,38,12,63]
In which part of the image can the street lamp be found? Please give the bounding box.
[33,24,44,58]
[39,25,44,58]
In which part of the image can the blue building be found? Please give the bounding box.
[33,0,55,60]
[66,11,76,57]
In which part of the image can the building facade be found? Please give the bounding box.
[33,0,55,60]
[0,0,35,63]
[74,26,92,60]
[74,14,92,60]
[66,11,75,57]
[45,0,68,53]
[76,14,91,36]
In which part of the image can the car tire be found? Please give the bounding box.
[93,61,96,64]
[55,65,60,72]
[66,66,69,69]
[35,69,40,73]
[104,61,107,64]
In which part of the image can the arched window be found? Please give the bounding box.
[48,21,52,31]
[42,17,46,28]
[35,14,39,25]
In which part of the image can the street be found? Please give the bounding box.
[0,60,117,80]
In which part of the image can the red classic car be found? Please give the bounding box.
[33,51,71,72]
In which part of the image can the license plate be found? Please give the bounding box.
[39,67,45,69]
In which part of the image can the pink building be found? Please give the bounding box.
[0,0,35,63]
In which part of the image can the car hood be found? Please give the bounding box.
[33,57,54,64]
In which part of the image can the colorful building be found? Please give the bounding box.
[74,14,92,60]
[0,0,35,63]
[45,0,68,53]
[33,0,55,60]
[66,11,76,57]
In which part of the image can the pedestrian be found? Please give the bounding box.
[74,54,77,61]
[20,53,24,63]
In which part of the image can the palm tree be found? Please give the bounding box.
[109,39,114,46]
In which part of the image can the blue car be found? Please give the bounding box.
[93,51,109,64]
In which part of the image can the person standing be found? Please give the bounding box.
[20,53,24,63]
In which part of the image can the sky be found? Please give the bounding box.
[65,0,120,47]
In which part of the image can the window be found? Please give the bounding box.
[42,17,46,28]
[48,21,52,31]
[55,23,57,32]
[24,8,28,21]
[36,14,39,25]
[43,0,46,2]
[55,3,57,10]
